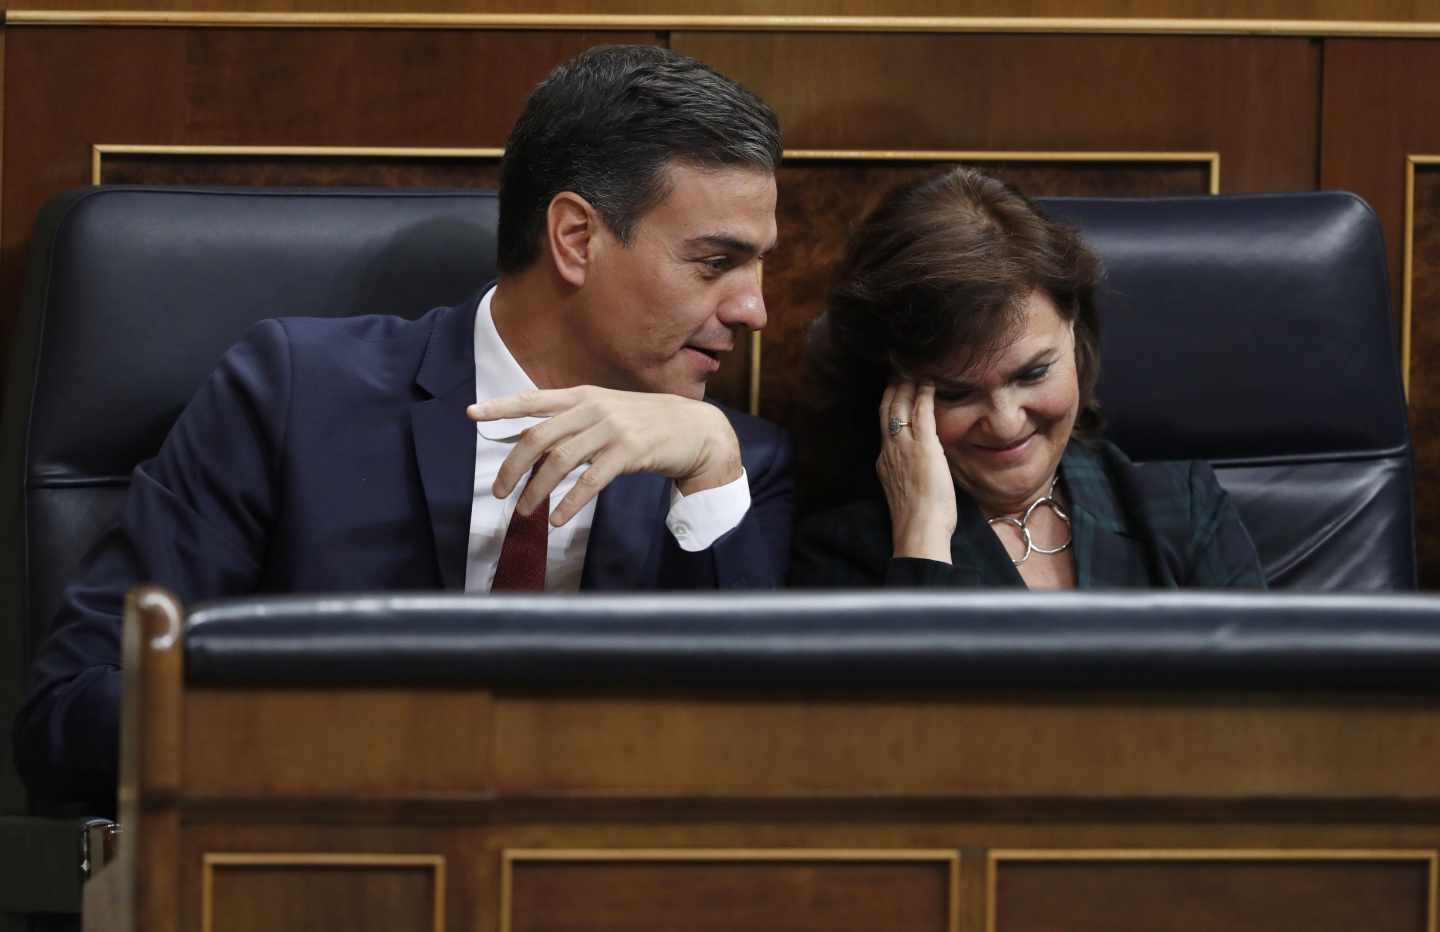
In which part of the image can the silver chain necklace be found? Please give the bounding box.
[985,475,1072,566]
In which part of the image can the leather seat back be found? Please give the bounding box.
[1041,193,1413,590]
[0,188,502,805]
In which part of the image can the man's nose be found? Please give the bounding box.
[718,270,768,332]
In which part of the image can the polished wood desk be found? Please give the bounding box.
[86,588,1440,932]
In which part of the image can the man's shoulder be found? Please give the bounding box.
[706,398,793,477]
[706,398,789,445]
[265,304,452,354]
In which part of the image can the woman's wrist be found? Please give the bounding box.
[891,520,954,563]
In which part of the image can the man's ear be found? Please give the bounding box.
[546,192,599,287]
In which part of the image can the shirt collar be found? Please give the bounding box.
[472,284,544,442]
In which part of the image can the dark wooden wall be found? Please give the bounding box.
[1,10,1436,583]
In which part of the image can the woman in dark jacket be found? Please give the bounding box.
[791,167,1265,590]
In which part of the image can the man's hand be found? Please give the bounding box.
[468,386,743,526]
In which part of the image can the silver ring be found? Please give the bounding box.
[887,416,909,437]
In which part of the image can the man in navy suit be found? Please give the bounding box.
[16,45,793,815]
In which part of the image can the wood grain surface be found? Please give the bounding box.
[0,26,656,384]
[991,858,1430,932]
[1322,39,1440,587]
[1408,166,1440,591]
[674,32,1318,194]
[206,858,441,932]
[508,858,953,932]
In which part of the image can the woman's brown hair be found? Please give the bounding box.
[802,167,1103,508]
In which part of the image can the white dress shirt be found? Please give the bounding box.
[464,286,751,593]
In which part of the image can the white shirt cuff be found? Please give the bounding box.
[665,469,751,552]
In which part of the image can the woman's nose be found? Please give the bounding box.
[985,395,1026,438]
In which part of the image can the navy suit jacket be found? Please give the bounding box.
[16,297,794,814]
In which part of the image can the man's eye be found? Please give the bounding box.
[699,257,732,274]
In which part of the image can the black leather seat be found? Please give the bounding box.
[0,185,1417,926]
[1048,194,1413,591]
[0,186,501,927]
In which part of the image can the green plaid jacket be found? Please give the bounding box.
[791,439,1267,589]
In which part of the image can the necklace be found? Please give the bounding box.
[986,475,1072,566]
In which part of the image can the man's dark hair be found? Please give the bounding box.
[497,45,783,275]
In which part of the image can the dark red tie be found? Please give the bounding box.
[491,456,549,592]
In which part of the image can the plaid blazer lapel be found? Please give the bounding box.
[1059,442,1154,588]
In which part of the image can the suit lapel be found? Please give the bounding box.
[581,473,669,590]
[1061,442,1153,589]
[411,298,481,591]
[951,491,1026,587]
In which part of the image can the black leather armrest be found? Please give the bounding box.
[186,590,1440,692]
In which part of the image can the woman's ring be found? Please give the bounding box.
[888,416,909,437]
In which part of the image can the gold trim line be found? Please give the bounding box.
[91,143,504,184]
[986,849,1437,932]
[19,11,1440,37]
[1402,154,1440,399]
[990,848,1440,861]
[504,847,960,861]
[201,853,446,932]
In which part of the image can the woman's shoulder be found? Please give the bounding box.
[1069,437,1264,588]
[1070,437,1223,507]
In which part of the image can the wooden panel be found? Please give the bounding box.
[184,688,494,797]
[675,32,1318,194]
[759,156,1211,428]
[490,692,1440,799]
[990,854,1432,932]
[181,827,485,932]
[0,27,658,385]
[1323,40,1440,588]
[204,854,443,932]
[1323,40,1440,332]
[1408,163,1440,590]
[167,820,1440,932]
[506,853,954,932]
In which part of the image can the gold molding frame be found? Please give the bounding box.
[92,144,1218,416]
[1403,154,1440,397]
[986,849,1440,932]
[200,852,447,932]
[782,148,1221,195]
[89,143,505,185]
[21,11,1440,38]
[500,848,962,932]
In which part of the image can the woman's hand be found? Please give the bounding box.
[877,380,957,562]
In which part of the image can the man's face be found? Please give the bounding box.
[575,162,778,399]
